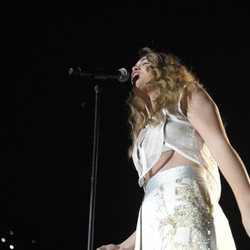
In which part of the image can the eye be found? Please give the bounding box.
[141,61,149,66]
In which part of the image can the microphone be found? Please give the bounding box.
[68,67,130,83]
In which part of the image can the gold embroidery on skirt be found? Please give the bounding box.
[154,178,213,250]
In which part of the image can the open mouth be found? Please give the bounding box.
[131,74,139,84]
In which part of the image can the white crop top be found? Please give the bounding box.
[132,103,221,200]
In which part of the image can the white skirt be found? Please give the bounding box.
[134,165,236,250]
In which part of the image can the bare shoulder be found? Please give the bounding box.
[188,87,217,112]
[186,86,221,124]
[190,87,215,105]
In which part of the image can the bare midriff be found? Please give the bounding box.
[144,150,200,183]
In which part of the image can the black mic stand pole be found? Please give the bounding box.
[87,83,102,250]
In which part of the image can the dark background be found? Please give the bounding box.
[1,1,250,249]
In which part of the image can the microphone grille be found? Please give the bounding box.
[118,68,130,83]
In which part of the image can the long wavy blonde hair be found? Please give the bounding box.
[127,47,203,157]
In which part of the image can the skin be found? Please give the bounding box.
[97,57,250,250]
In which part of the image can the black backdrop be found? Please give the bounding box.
[1,1,250,249]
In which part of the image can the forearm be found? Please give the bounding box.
[96,232,136,250]
[118,231,136,250]
[211,141,250,209]
[210,142,250,237]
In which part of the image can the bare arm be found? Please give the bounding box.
[119,231,136,249]
[96,231,136,250]
[187,88,250,237]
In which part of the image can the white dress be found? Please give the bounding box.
[132,106,236,250]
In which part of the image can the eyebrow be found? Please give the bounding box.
[135,58,148,66]
[133,57,149,68]
[139,57,147,62]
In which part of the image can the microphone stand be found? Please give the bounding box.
[87,83,101,250]
[68,66,130,250]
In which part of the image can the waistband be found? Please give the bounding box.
[144,165,207,196]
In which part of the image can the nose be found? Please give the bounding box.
[132,65,140,71]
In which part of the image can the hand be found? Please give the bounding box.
[96,244,121,250]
